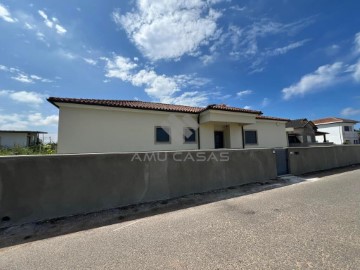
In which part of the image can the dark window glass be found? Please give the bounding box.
[344,126,350,131]
[184,128,196,142]
[156,127,170,143]
[245,130,258,144]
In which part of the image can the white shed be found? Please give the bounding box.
[0,130,47,148]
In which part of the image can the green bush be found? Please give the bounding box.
[0,144,57,156]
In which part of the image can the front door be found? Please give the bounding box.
[214,131,224,149]
[274,148,289,176]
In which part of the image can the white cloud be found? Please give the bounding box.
[237,90,253,97]
[230,17,314,59]
[36,31,46,42]
[55,24,66,34]
[24,22,34,29]
[0,64,53,83]
[38,10,53,28]
[161,91,208,107]
[244,105,252,109]
[0,90,46,105]
[38,10,67,35]
[113,0,222,61]
[265,39,309,57]
[104,55,137,80]
[341,107,360,117]
[130,69,179,99]
[57,49,77,60]
[104,55,210,106]
[0,112,58,130]
[261,97,270,107]
[83,58,97,65]
[225,17,313,72]
[354,32,360,54]
[11,74,34,83]
[0,114,28,130]
[230,5,246,12]
[353,60,360,82]
[200,54,216,65]
[282,62,344,100]
[28,113,59,126]
[0,3,16,23]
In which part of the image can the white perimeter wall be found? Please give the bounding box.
[0,133,27,148]
[57,105,199,154]
[244,120,288,149]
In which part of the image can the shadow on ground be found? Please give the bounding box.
[0,165,359,249]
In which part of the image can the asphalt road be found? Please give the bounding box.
[1,168,360,269]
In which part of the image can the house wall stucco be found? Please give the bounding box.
[244,120,288,149]
[57,105,199,154]
[316,123,358,144]
[0,133,27,148]
[56,104,287,153]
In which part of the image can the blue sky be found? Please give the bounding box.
[1,0,360,140]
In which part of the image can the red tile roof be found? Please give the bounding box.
[312,117,359,125]
[203,103,262,114]
[256,115,290,122]
[47,97,262,115]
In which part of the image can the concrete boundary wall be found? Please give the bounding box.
[0,149,277,228]
[288,145,360,175]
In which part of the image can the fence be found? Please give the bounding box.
[1,146,359,228]
[288,145,360,175]
[0,149,276,228]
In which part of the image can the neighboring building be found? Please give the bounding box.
[286,119,330,147]
[48,97,289,154]
[0,130,47,148]
[313,117,360,145]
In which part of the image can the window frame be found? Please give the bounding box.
[183,127,197,144]
[154,126,171,144]
[344,126,352,132]
[244,130,258,145]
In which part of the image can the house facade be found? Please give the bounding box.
[0,130,46,148]
[48,97,289,154]
[313,117,359,145]
[286,119,330,147]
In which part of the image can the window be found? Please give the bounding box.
[155,126,170,143]
[354,140,359,144]
[184,128,196,143]
[307,135,312,143]
[245,130,258,144]
[344,126,352,132]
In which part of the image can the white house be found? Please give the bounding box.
[48,97,289,154]
[313,117,359,145]
[0,130,47,148]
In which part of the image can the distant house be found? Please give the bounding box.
[313,117,360,145]
[48,97,289,154]
[0,130,47,148]
[286,119,330,146]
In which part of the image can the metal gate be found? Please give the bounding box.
[273,148,289,176]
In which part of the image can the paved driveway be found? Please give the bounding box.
[1,168,360,269]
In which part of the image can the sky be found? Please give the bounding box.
[1,0,360,141]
